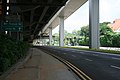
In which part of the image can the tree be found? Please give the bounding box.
[112,33,120,47]
[76,30,81,36]
[99,22,113,46]
[80,25,89,42]
[100,22,112,35]
[53,33,59,45]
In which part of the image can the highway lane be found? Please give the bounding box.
[37,46,120,80]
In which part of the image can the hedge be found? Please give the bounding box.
[0,33,29,75]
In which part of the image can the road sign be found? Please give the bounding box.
[5,15,20,21]
[1,22,23,32]
[1,27,23,32]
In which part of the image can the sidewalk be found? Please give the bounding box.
[4,48,78,80]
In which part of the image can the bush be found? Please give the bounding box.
[100,33,120,47]
[112,34,120,47]
[100,35,111,47]
[0,33,29,75]
[78,37,89,46]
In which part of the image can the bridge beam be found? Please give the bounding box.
[89,0,99,49]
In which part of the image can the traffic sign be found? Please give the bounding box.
[1,27,23,32]
[1,22,23,32]
[5,15,20,21]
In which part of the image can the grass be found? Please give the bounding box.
[60,46,120,55]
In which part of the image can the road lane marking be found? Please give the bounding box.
[64,50,69,51]
[85,59,93,61]
[65,61,92,80]
[111,65,120,70]
[111,57,120,60]
[72,51,76,52]
[42,50,92,80]
[79,52,85,54]
[63,53,67,54]
[92,54,99,56]
[71,55,76,57]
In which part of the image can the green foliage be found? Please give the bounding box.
[99,22,120,47]
[0,33,29,75]
[53,22,120,47]
[53,33,59,46]
[79,37,89,46]
[100,22,112,35]
[80,25,89,36]
[111,33,120,47]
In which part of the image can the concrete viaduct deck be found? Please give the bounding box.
[1,0,99,49]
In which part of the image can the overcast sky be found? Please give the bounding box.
[53,0,120,34]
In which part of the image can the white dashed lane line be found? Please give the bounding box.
[92,54,99,56]
[110,65,120,70]
[64,49,69,51]
[72,51,76,52]
[71,55,76,57]
[85,59,93,61]
[63,53,67,54]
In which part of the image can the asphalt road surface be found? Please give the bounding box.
[37,46,120,80]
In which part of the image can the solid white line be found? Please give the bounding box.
[85,59,93,61]
[111,65,120,70]
[111,57,120,60]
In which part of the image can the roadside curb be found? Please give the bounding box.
[0,48,32,80]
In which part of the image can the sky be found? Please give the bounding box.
[53,0,120,34]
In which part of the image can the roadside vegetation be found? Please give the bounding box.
[0,33,29,75]
[52,22,120,47]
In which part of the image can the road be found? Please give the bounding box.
[37,46,120,80]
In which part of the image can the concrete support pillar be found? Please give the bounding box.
[9,31,11,36]
[59,16,64,46]
[89,0,99,49]
[49,27,52,46]
[11,32,17,40]
[20,32,23,41]
[43,39,45,46]
[41,39,43,46]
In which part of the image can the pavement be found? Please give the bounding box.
[4,48,78,80]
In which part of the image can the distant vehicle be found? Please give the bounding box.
[36,42,40,44]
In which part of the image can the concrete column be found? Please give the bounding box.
[43,39,46,46]
[9,31,11,36]
[20,32,23,41]
[49,27,52,46]
[43,39,45,46]
[42,39,44,46]
[59,16,64,46]
[89,0,99,49]
[11,32,17,40]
